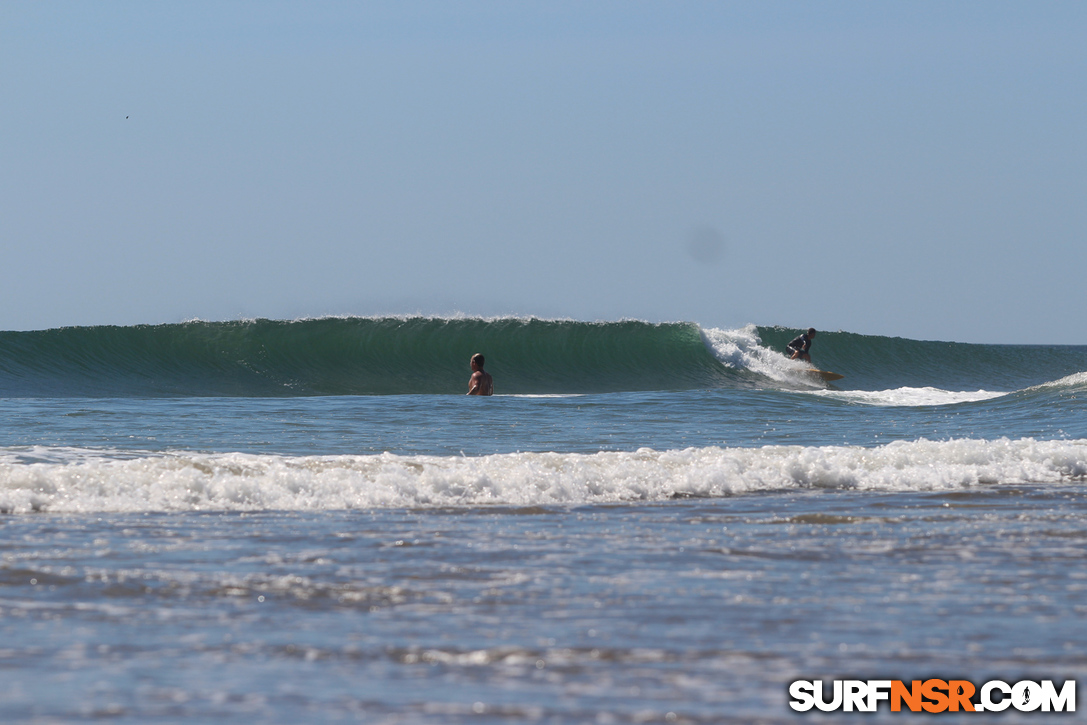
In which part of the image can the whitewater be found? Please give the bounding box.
[1,317,1084,723]
[2,438,1086,515]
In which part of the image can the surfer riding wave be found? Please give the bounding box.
[786,328,816,363]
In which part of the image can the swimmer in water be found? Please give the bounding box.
[467,353,493,396]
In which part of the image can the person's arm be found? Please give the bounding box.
[468,371,481,395]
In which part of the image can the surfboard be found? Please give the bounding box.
[810,369,844,382]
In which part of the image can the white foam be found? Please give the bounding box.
[806,387,1006,407]
[700,324,822,386]
[1027,371,1087,392]
[502,394,585,398]
[1,439,1084,514]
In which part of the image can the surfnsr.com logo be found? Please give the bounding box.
[789,679,1076,713]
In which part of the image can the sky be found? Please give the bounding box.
[2,1,1085,343]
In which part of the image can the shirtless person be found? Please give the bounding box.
[786,328,817,363]
[467,353,493,396]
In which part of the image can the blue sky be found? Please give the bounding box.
[2,1,1084,343]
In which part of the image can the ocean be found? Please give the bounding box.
[1,317,1084,723]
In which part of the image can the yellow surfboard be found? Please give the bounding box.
[810,369,844,382]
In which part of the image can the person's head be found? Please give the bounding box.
[807,328,817,337]
[471,353,485,371]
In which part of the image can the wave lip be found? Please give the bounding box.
[2,438,1084,514]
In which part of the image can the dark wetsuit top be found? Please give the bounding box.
[786,333,812,356]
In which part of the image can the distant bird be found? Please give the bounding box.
[126,116,129,119]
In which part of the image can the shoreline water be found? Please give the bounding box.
[3,488,1085,723]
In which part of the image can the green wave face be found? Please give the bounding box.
[0,318,1083,398]
[0,318,737,397]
